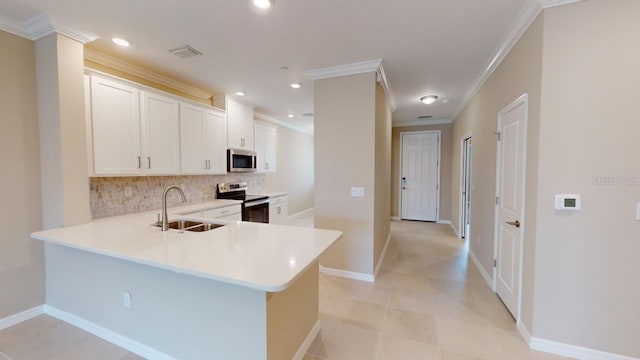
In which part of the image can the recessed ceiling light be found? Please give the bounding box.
[420,95,438,105]
[290,83,302,89]
[253,0,273,9]
[287,114,294,118]
[235,91,246,96]
[112,38,130,47]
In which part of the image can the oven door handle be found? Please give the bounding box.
[244,199,270,207]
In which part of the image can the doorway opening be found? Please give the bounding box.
[399,131,441,222]
[460,135,472,238]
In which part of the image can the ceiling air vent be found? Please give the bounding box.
[418,115,432,119]
[302,113,314,117]
[169,45,203,59]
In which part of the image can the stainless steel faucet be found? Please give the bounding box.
[161,185,187,231]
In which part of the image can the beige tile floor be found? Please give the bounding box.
[305,220,573,360]
[0,217,570,360]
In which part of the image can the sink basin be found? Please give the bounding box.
[153,219,225,232]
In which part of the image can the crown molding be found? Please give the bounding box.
[84,48,213,100]
[452,0,543,120]
[254,112,314,135]
[0,13,98,43]
[539,0,582,8]
[306,58,397,112]
[392,118,453,128]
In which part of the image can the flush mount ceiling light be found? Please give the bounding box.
[235,91,246,96]
[112,38,130,47]
[287,114,294,118]
[290,82,302,89]
[253,0,273,9]
[420,95,438,105]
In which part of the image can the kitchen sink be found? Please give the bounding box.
[153,219,225,232]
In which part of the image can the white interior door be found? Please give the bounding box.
[495,95,528,319]
[401,132,440,221]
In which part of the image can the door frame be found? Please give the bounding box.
[458,132,472,238]
[492,93,528,324]
[399,130,441,221]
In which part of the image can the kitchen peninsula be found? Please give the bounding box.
[31,202,341,360]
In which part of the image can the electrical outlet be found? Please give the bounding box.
[350,187,365,197]
[123,292,131,309]
[124,187,133,197]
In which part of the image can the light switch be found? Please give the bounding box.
[351,187,365,197]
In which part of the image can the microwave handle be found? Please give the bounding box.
[252,155,256,169]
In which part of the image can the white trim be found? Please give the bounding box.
[288,207,314,221]
[539,0,582,8]
[468,250,493,288]
[530,337,639,360]
[436,220,451,225]
[492,93,529,325]
[0,14,31,39]
[452,0,541,120]
[459,132,473,239]
[306,59,396,112]
[254,112,313,135]
[319,265,374,283]
[44,305,175,360]
[84,48,213,100]
[449,222,460,238]
[517,321,532,345]
[0,13,98,43]
[374,233,392,278]
[392,118,453,128]
[0,305,45,331]
[399,130,441,222]
[292,320,321,360]
[390,216,401,221]
[306,58,382,80]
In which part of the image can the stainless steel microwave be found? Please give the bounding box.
[227,149,257,173]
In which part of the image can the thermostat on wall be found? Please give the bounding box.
[555,194,581,211]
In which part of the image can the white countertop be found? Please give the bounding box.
[258,192,288,198]
[31,201,341,292]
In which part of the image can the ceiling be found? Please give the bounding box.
[0,0,532,132]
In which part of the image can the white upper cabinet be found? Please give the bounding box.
[226,97,254,150]
[255,124,277,173]
[141,92,180,175]
[90,75,142,175]
[205,110,227,174]
[180,103,228,175]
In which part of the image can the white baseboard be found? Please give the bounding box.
[288,207,314,220]
[436,219,451,225]
[374,233,392,278]
[292,320,320,360]
[530,337,638,360]
[468,249,493,288]
[319,265,374,283]
[517,321,532,345]
[390,216,401,221]
[44,305,174,360]
[0,305,44,331]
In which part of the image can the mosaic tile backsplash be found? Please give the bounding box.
[90,174,265,219]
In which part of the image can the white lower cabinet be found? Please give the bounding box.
[269,195,288,225]
[201,205,242,220]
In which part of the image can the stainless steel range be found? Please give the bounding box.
[216,182,269,223]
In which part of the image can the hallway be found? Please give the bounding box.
[306,221,570,360]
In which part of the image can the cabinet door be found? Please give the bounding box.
[227,98,254,150]
[255,124,276,173]
[141,92,180,175]
[180,103,206,174]
[205,110,227,174]
[91,75,141,175]
[269,204,278,224]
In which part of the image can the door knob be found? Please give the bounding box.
[506,220,520,228]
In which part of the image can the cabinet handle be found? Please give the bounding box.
[147,157,151,169]
[208,160,211,169]
[278,206,281,214]
[137,156,141,169]
[265,162,269,170]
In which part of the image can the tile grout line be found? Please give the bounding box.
[373,284,393,360]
